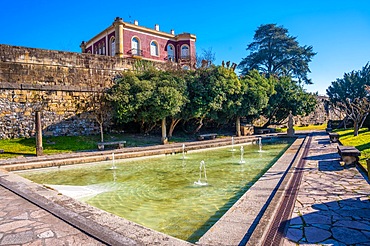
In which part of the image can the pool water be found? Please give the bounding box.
[21,139,293,242]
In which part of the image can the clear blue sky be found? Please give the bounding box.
[1,0,370,95]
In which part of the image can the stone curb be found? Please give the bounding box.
[0,169,192,245]
[1,134,285,171]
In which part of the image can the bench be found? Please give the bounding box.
[328,132,339,143]
[197,133,217,141]
[337,145,361,166]
[325,127,332,132]
[97,141,126,151]
[255,129,270,134]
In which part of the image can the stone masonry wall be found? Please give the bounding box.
[0,44,133,139]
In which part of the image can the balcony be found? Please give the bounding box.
[165,55,176,62]
[128,49,143,58]
[179,55,190,61]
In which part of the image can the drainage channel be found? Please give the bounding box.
[263,134,312,245]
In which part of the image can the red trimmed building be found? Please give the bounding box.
[80,17,196,69]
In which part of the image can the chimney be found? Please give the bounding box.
[134,20,138,25]
[170,29,175,35]
[155,24,159,31]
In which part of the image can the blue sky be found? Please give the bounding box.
[1,1,370,95]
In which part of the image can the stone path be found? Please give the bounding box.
[283,132,370,245]
[0,186,105,246]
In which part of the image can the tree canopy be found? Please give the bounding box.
[327,63,370,136]
[261,76,317,127]
[238,24,316,84]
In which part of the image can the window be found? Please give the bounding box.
[98,43,102,55]
[131,37,140,55]
[181,45,189,59]
[150,41,159,56]
[111,37,115,56]
[102,43,106,55]
[167,44,175,61]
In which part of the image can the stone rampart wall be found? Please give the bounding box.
[0,44,132,139]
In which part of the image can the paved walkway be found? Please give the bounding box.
[0,186,105,245]
[283,132,370,245]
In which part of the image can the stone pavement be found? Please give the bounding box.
[283,132,370,245]
[0,186,105,246]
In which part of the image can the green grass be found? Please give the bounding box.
[335,128,370,170]
[278,123,327,132]
[0,133,172,159]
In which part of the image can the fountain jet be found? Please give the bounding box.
[109,153,117,170]
[239,146,246,164]
[194,160,208,186]
[258,137,263,153]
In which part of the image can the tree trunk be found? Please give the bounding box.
[161,118,168,144]
[359,112,369,130]
[236,116,241,137]
[353,121,359,136]
[99,122,104,142]
[168,118,181,138]
[193,118,204,134]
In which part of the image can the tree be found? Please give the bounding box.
[232,70,275,136]
[196,47,216,68]
[238,24,316,84]
[184,66,236,133]
[261,76,317,127]
[138,70,187,143]
[106,71,155,132]
[327,63,370,136]
[338,98,370,136]
[106,70,187,143]
[85,90,111,142]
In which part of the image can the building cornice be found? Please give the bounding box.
[84,18,196,47]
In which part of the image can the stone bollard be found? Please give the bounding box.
[367,159,370,179]
[35,111,43,156]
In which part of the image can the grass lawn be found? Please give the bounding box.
[278,123,327,132]
[335,128,370,170]
[0,133,190,159]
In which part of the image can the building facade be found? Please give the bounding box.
[80,17,196,69]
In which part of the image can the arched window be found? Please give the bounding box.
[131,37,140,55]
[111,37,115,56]
[181,45,189,59]
[167,44,175,61]
[102,43,106,55]
[98,43,102,55]
[150,41,159,56]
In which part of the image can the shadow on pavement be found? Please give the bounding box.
[284,197,370,245]
[318,159,343,171]
[304,153,339,161]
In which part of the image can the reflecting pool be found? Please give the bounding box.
[20,139,293,242]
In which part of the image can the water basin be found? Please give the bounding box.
[20,138,293,242]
